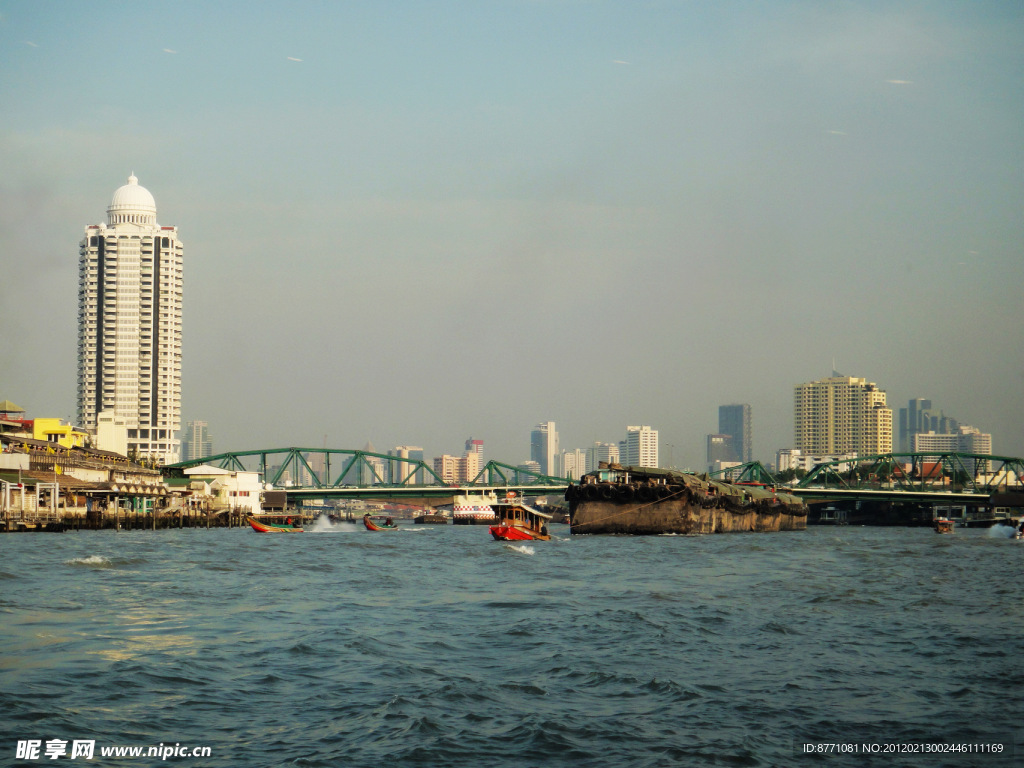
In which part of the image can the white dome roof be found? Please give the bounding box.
[107,174,157,225]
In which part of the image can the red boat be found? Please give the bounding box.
[489,496,552,541]
[247,516,304,533]
[363,514,399,531]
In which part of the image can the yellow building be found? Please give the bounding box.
[32,418,90,450]
[794,376,893,456]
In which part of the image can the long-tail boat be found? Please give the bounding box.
[363,514,399,531]
[247,516,304,533]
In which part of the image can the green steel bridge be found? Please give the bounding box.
[710,452,1024,504]
[166,448,1023,507]
[165,447,570,505]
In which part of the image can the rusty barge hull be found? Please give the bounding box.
[566,465,807,535]
[569,497,806,535]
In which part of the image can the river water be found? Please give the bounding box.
[2,523,1021,767]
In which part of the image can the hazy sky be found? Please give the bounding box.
[1,1,1021,470]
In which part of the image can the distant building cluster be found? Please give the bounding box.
[5,172,1005,485]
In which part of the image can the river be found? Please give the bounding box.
[2,523,1020,766]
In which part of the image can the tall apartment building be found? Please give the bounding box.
[530,421,559,477]
[78,174,183,464]
[794,376,892,456]
[433,453,477,484]
[181,421,212,462]
[718,404,752,463]
[624,425,659,468]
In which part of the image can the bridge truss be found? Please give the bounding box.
[165,447,568,490]
[712,453,1023,495]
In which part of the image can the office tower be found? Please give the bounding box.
[625,425,659,468]
[718,404,752,463]
[530,421,558,476]
[78,174,183,464]
[794,375,892,456]
[706,434,733,471]
[182,421,212,462]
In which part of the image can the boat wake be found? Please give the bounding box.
[987,524,1018,539]
[504,544,535,556]
[307,518,359,533]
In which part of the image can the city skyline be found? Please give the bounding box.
[2,2,1021,469]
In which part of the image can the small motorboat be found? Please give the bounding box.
[489,495,552,541]
[248,516,304,533]
[363,514,399,531]
[933,518,954,534]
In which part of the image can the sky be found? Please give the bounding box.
[1,1,1022,470]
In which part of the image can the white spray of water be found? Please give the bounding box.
[505,543,535,555]
[66,555,112,567]
[987,524,1017,539]
[307,517,359,533]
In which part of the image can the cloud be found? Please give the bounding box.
[886,79,913,85]
[25,41,38,47]
[287,57,303,62]
[163,48,178,54]
[827,129,847,135]
[612,59,630,65]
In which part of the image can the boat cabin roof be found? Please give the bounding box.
[495,501,552,520]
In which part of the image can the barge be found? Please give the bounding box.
[566,464,806,535]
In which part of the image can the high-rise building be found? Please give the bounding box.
[794,376,892,456]
[182,421,212,462]
[390,446,424,484]
[78,174,183,464]
[706,434,733,471]
[718,404,752,463]
[586,442,620,473]
[561,448,587,480]
[912,426,992,474]
[465,438,484,468]
[625,425,659,468]
[530,421,559,476]
[898,397,964,452]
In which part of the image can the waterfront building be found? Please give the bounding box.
[531,421,559,477]
[183,465,261,515]
[794,376,892,456]
[31,418,90,450]
[719,404,752,463]
[434,453,477,484]
[182,421,213,462]
[465,438,483,466]
[78,174,183,464]
[625,425,659,469]
[586,442,620,473]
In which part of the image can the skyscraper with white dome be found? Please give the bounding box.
[78,174,183,464]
